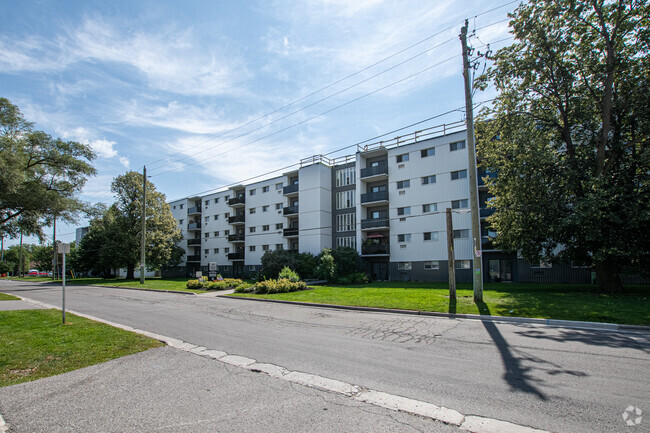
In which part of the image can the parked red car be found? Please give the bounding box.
[27,269,40,276]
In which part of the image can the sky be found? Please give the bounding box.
[1,0,518,246]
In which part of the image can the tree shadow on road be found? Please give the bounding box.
[514,328,650,355]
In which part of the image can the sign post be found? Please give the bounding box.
[58,243,70,324]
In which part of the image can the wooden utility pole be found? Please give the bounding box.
[52,216,57,280]
[446,208,456,298]
[140,166,147,284]
[19,228,23,277]
[460,21,484,301]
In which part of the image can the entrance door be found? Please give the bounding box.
[371,261,388,281]
[488,259,512,281]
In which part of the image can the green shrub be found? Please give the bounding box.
[315,248,336,281]
[278,266,300,282]
[186,279,204,289]
[253,278,306,294]
[206,278,245,291]
[349,272,369,285]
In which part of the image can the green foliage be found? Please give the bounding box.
[0,261,12,274]
[253,278,307,294]
[477,0,650,293]
[3,244,33,274]
[0,98,97,240]
[260,250,316,279]
[331,247,361,276]
[315,248,336,281]
[278,266,300,282]
[31,245,53,271]
[186,279,203,289]
[186,278,249,291]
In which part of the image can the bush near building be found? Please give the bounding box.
[186,278,250,291]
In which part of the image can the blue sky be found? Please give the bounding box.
[1,0,517,245]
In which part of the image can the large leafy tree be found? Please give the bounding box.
[477,0,649,293]
[0,98,97,239]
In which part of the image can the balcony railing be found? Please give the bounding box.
[187,238,202,245]
[480,207,495,218]
[228,196,245,206]
[283,227,299,237]
[228,215,245,224]
[228,233,245,242]
[360,165,388,178]
[187,222,202,230]
[283,184,299,195]
[361,218,389,230]
[283,205,299,215]
[186,255,201,262]
[361,190,388,204]
[362,244,389,255]
[187,206,201,215]
[228,252,244,260]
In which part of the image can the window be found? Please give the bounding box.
[214,231,219,237]
[179,219,184,224]
[215,198,219,204]
[396,153,409,163]
[453,229,470,239]
[180,204,183,209]
[262,225,270,231]
[249,208,256,214]
[173,205,176,209]
[398,262,412,270]
[224,195,230,201]
[533,261,553,269]
[424,232,439,241]
[450,140,466,151]
[249,227,256,233]
[424,261,440,270]
[204,249,209,254]
[423,203,437,213]
[214,214,219,220]
[249,246,256,252]
[451,199,469,209]
[262,245,269,251]
[213,248,219,254]
[225,212,230,218]
[262,205,269,212]
[336,213,356,232]
[275,223,283,230]
[276,244,283,250]
[262,186,269,193]
[224,247,230,253]
[396,180,410,189]
[275,203,283,210]
[336,191,355,209]
[397,207,411,216]
[276,182,283,190]
[204,233,210,238]
[204,200,210,206]
[224,229,230,236]
[397,234,411,243]
[456,260,471,269]
[336,236,357,249]
[451,169,467,180]
[204,216,210,222]
[335,167,356,187]
[249,189,256,196]
[421,147,435,158]
[422,175,436,185]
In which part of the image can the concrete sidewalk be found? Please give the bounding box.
[0,300,46,311]
[0,347,458,433]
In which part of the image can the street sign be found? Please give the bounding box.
[195,271,202,278]
[209,262,217,271]
[475,249,482,257]
[58,243,70,254]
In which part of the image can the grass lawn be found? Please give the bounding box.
[0,292,20,301]
[229,282,650,326]
[63,277,207,294]
[0,309,163,387]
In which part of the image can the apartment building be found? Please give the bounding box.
[168,123,598,283]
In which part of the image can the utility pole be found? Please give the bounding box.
[140,166,147,284]
[52,215,57,280]
[19,228,23,278]
[446,208,456,298]
[460,20,484,302]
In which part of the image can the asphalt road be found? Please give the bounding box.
[2,281,649,433]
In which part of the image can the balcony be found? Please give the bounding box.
[228,196,245,207]
[283,205,299,215]
[361,190,389,204]
[228,252,244,260]
[361,218,389,230]
[228,215,245,225]
[186,255,201,262]
[187,238,202,246]
[228,233,245,242]
[283,184,299,195]
[480,207,495,218]
[187,206,201,215]
[360,164,388,181]
[362,244,389,256]
[187,222,202,231]
[283,227,299,237]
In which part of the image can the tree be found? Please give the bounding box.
[315,248,336,281]
[74,210,122,278]
[331,247,362,276]
[0,98,97,240]
[109,171,181,279]
[477,0,649,293]
[32,245,53,271]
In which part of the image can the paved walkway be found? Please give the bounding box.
[0,300,46,311]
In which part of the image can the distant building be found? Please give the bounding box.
[75,226,89,245]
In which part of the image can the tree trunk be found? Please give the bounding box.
[126,263,135,280]
[594,261,624,294]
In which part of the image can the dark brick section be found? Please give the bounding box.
[331,162,357,247]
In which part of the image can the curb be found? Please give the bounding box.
[13,294,554,433]
[219,295,650,333]
[2,279,199,296]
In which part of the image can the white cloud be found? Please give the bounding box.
[119,156,130,168]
